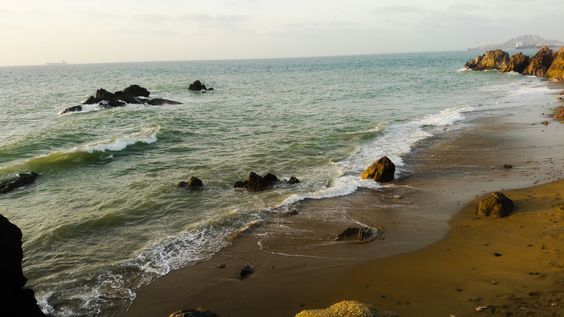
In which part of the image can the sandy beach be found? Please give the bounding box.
[124,87,563,317]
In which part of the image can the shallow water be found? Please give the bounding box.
[0,51,555,316]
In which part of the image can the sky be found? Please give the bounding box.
[0,0,563,66]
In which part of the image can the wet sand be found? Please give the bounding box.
[125,93,563,317]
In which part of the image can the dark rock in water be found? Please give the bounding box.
[147,98,183,106]
[238,263,255,279]
[288,176,301,184]
[523,46,555,77]
[100,99,126,108]
[207,87,214,91]
[179,177,203,189]
[361,156,395,182]
[234,172,279,192]
[60,105,83,114]
[84,96,99,104]
[477,192,514,218]
[95,88,115,101]
[502,52,530,73]
[189,80,212,91]
[0,172,39,194]
[169,308,219,317]
[503,164,513,169]
[335,226,378,242]
[123,84,150,97]
[464,49,510,71]
[0,215,46,316]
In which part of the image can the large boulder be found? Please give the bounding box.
[361,157,395,182]
[465,49,510,71]
[122,84,150,97]
[546,48,564,81]
[0,215,46,316]
[502,52,530,73]
[188,80,213,91]
[477,192,514,218]
[233,172,279,192]
[169,308,219,317]
[295,301,395,317]
[523,47,555,77]
[0,172,39,194]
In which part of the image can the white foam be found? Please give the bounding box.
[78,126,159,153]
[456,67,470,72]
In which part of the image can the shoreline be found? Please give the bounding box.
[124,86,563,316]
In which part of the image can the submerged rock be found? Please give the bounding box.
[288,176,301,184]
[295,300,390,317]
[178,177,204,189]
[335,226,379,243]
[238,263,255,279]
[233,172,279,192]
[547,48,564,81]
[523,46,555,77]
[502,52,530,73]
[0,172,39,194]
[464,49,510,71]
[0,215,46,316]
[477,192,514,218]
[189,80,212,91]
[361,156,395,182]
[169,308,219,317]
[147,98,183,106]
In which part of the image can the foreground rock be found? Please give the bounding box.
[523,47,555,77]
[178,177,204,189]
[361,156,395,182]
[554,106,564,121]
[464,49,510,71]
[295,300,397,317]
[0,172,39,194]
[335,226,379,243]
[169,308,219,317]
[0,215,46,316]
[503,52,530,73]
[546,48,564,81]
[61,84,182,114]
[188,80,213,91]
[237,263,255,279]
[234,172,279,192]
[477,192,514,218]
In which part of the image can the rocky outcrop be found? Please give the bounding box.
[502,52,530,73]
[233,172,279,192]
[477,192,514,218]
[0,172,39,194]
[188,80,213,91]
[61,84,181,114]
[178,177,204,189]
[0,215,46,316]
[335,226,379,243]
[288,176,301,184]
[546,48,564,81]
[553,106,564,121]
[361,157,395,182]
[464,49,510,71]
[295,301,397,317]
[523,47,555,77]
[169,308,219,317]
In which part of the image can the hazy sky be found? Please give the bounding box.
[0,0,563,66]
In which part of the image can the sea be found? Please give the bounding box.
[0,50,556,316]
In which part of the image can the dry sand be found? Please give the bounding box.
[125,92,563,317]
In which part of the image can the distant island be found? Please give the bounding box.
[468,34,564,51]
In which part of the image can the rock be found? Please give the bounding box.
[179,177,203,189]
[234,172,279,192]
[60,105,83,114]
[263,173,279,183]
[335,226,379,243]
[189,80,208,91]
[477,192,514,218]
[502,52,530,73]
[169,308,219,317]
[0,172,39,194]
[503,164,513,169]
[554,106,564,121]
[238,263,254,279]
[99,99,126,108]
[288,176,301,184]
[95,88,115,100]
[147,98,183,106]
[523,47,555,77]
[464,49,510,71]
[123,84,150,97]
[84,96,99,104]
[546,48,564,81]
[233,181,246,189]
[0,215,46,316]
[361,156,395,182]
[295,300,388,317]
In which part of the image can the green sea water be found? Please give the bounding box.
[0,51,555,316]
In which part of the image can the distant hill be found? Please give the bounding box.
[469,34,564,51]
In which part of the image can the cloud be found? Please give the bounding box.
[373,5,428,14]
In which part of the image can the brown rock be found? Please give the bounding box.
[361,156,395,182]
[169,308,219,317]
[336,226,379,242]
[477,192,514,218]
[554,106,564,121]
[288,176,301,184]
[546,48,564,81]
[295,301,390,317]
[502,52,530,73]
[238,263,255,279]
[465,49,510,71]
[523,47,555,77]
[233,172,279,191]
[178,177,203,189]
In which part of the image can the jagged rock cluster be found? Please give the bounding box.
[464,47,564,81]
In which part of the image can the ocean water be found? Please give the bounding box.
[0,51,555,316]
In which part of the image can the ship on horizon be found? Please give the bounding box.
[46,60,68,65]
[515,41,564,49]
